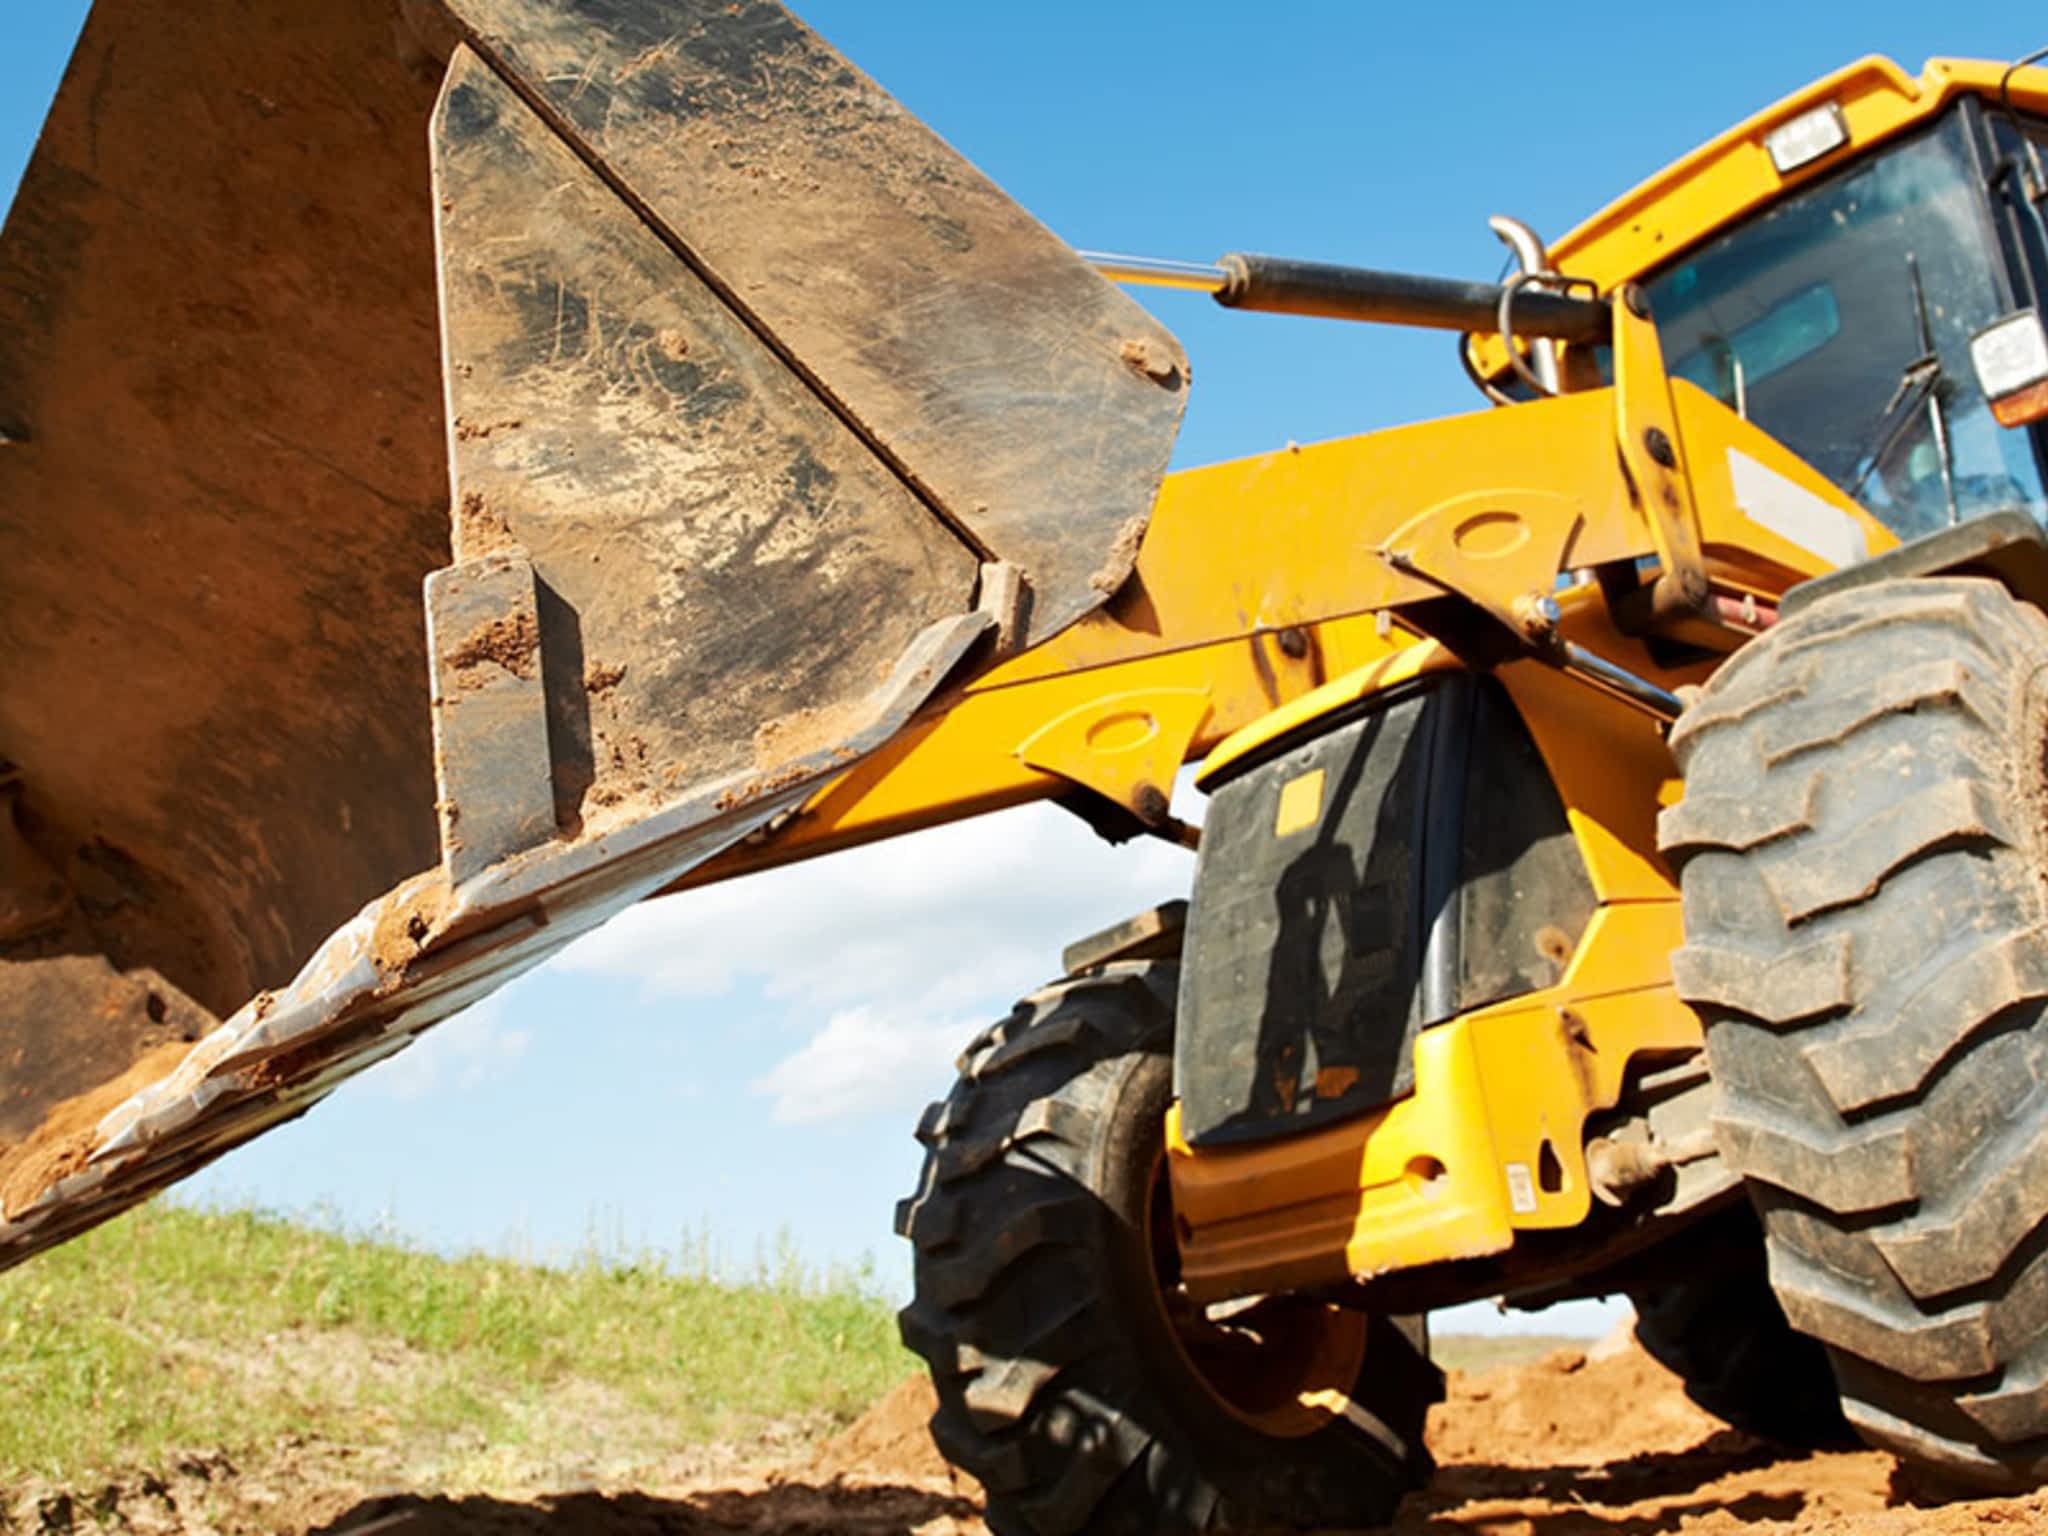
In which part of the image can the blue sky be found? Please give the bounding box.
[6,5,2045,1335]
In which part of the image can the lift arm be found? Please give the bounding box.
[676,326,1888,892]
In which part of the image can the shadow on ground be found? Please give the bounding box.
[1394,1434,1819,1534]
[311,1482,981,1536]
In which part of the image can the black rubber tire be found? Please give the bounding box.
[894,961,1439,1535]
[1662,575,2048,1490]
[1626,1205,1854,1449]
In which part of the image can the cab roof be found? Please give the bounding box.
[1552,55,2048,294]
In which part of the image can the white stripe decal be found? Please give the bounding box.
[1726,447,1870,570]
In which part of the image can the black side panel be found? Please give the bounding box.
[1176,676,1593,1148]
[1176,690,1438,1146]
[1453,682,1595,1012]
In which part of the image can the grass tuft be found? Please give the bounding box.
[0,1203,908,1487]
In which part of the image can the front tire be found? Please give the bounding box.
[895,961,1438,1534]
[1664,576,2048,1489]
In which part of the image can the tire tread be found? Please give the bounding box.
[1665,576,2048,1490]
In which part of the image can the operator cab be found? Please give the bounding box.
[1632,98,2048,540]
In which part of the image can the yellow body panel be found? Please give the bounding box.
[1675,382,1899,579]
[1197,640,1459,786]
[1505,650,1685,902]
[1460,904,1700,1233]
[1166,1023,1515,1298]
[1171,650,1704,1298]
[1167,907,1702,1299]
[675,611,1410,885]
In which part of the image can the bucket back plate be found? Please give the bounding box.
[0,0,1186,1266]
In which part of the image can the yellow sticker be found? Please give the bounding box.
[1273,768,1325,836]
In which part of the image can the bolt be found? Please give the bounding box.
[1512,591,1563,638]
[1133,782,1170,825]
[1118,337,1181,386]
[1622,283,1652,320]
[1643,426,1677,469]
[1586,1135,1662,1206]
[1275,626,1309,659]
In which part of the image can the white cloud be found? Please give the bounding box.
[750,1005,976,1124]
[551,796,1198,1122]
[366,996,533,1102]
[555,799,1194,1014]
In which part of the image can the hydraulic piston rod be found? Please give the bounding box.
[1084,249,1611,344]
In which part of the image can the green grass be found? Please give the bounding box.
[0,1203,908,1488]
[1433,1333,1597,1374]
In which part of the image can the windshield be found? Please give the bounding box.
[1643,111,2048,540]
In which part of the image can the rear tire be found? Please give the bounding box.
[895,961,1439,1534]
[1664,576,2048,1489]
[1626,1205,1853,1448]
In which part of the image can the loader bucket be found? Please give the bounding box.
[0,0,1187,1267]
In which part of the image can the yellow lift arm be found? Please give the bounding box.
[679,297,1890,892]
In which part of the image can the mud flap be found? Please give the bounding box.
[0,0,1185,1267]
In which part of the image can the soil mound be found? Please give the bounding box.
[1429,1340,1727,1466]
[808,1373,958,1485]
[1399,1334,2048,1533]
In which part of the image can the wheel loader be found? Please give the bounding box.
[6,1,2048,1529]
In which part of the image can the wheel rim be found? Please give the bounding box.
[1144,1150,1372,1439]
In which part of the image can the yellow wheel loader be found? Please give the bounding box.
[7,3,2048,1529]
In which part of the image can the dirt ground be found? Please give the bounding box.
[18,1336,2048,1536]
